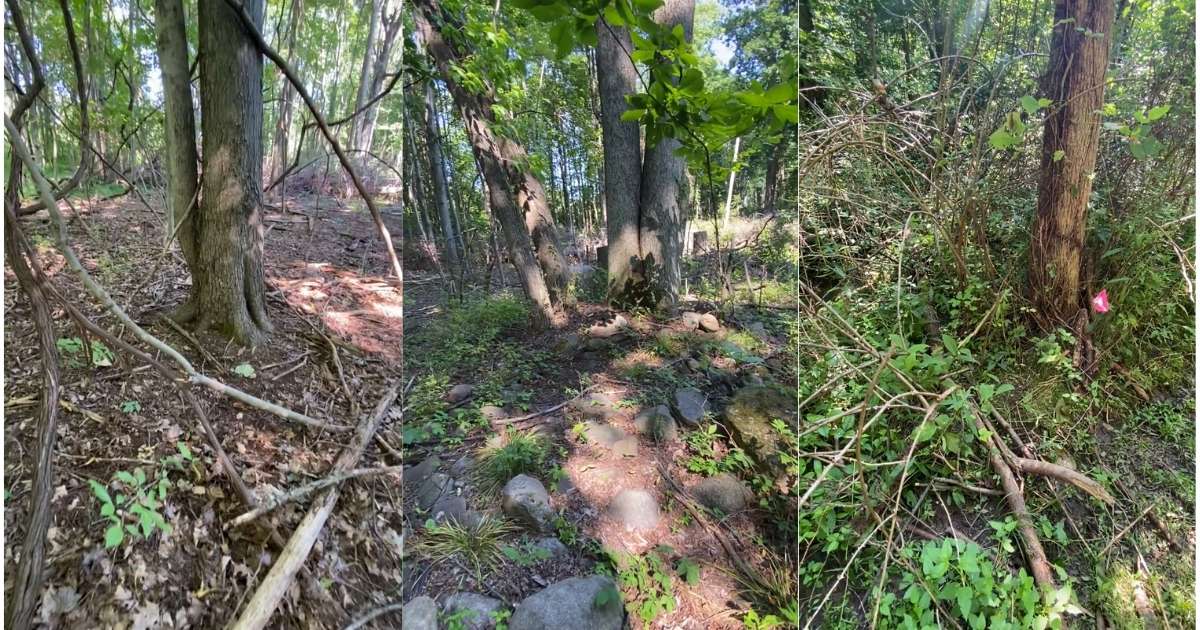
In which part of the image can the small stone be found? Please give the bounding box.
[508,576,623,630]
[442,592,504,630]
[699,313,720,332]
[560,333,583,354]
[402,596,438,630]
[612,436,639,458]
[447,384,475,403]
[746,321,769,340]
[417,473,454,511]
[404,456,442,489]
[450,455,475,479]
[672,388,708,426]
[582,421,626,447]
[681,311,703,330]
[587,314,628,339]
[532,537,568,557]
[532,574,549,587]
[633,405,677,443]
[430,495,474,526]
[570,393,620,418]
[693,473,753,514]
[501,475,555,533]
[607,488,660,531]
[686,358,702,371]
[479,406,507,423]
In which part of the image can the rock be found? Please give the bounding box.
[501,475,555,533]
[450,455,475,479]
[442,593,504,630]
[746,321,769,340]
[447,384,475,403]
[417,473,454,511]
[581,422,638,457]
[686,358,702,371]
[587,314,628,339]
[559,333,583,354]
[405,456,442,489]
[672,388,708,426]
[612,436,639,458]
[532,537,568,557]
[634,405,678,442]
[430,495,481,527]
[607,489,660,531]
[508,576,623,630]
[479,406,507,423]
[693,473,753,514]
[699,313,721,332]
[569,393,620,418]
[402,596,438,630]
[725,385,799,476]
[680,311,703,330]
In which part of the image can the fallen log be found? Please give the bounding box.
[229,382,402,630]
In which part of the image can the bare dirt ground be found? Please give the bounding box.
[5,193,406,628]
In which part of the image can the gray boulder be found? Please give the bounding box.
[693,473,753,514]
[581,421,638,457]
[633,405,677,443]
[450,455,475,479]
[569,392,620,418]
[402,596,438,630]
[501,475,555,533]
[725,385,799,476]
[672,388,708,426]
[430,495,482,527]
[479,405,507,423]
[681,311,703,330]
[607,489,660,531]
[508,576,623,630]
[405,456,442,489]
[532,537,568,557]
[417,473,454,511]
[447,384,475,403]
[442,592,504,630]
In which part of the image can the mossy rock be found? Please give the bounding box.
[725,385,797,475]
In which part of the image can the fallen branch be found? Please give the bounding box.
[493,386,598,426]
[225,0,402,281]
[226,465,403,530]
[1098,505,1155,557]
[1008,456,1115,505]
[4,115,349,433]
[229,382,402,630]
[343,601,406,630]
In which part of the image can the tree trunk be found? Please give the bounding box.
[595,17,646,305]
[356,7,402,153]
[351,0,381,150]
[623,0,694,308]
[153,0,199,268]
[413,0,566,321]
[1029,0,1115,327]
[423,81,461,266]
[762,132,789,215]
[721,136,741,227]
[268,0,303,184]
[178,0,272,345]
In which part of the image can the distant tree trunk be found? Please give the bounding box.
[762,132,790,215]
[423,82,460,266]
[351,0,381,150]
[269,0,303,184]
[627,0,694,308]
[721,136,741,227]
[595,17,645,305]
[153,0,199,270]
[175,0,271,345]
[355,6,402,153]
[414,0,558,324]
[1029,0,1115,327]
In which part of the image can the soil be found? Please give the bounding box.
[4,193,406,628]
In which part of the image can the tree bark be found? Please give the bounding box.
[351,0,382,150]
[721,136,741,227]
[595,17,645,304]
[179,0,272,345]
[268,0,303,185]
[628,0,694,308]
[413,0,563,323]
[423,81,460,266]
[153,0,199,270]
[1029,0,1115,327]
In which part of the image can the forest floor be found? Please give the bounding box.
[400,222,799,629]
[4,192,407,628]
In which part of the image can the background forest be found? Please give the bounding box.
[799,0,1195,627]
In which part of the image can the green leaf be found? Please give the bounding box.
[89,480,112,504]
[115,471,137,486]
[677,557,701,586]
[104,523,124,548]
[232,363,256,378]
[177,442,194,461]
[100,502,115,517]
[957,585,974,619]
[593,584,620,608]
[988,129,1015,150]
[120,400,140,414]
[90,341,114,367]
[620,108,645,122]
[1052,150,1065,162]
[550,20,574,59]
[1147,105,1170,121]
[1019,95,1040,115]
[632,0,664,11]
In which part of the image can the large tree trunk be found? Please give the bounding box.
[413,0,566,321]
[178,0,272,345]
[354,6,402,153]
[423,81,461,266]
[623,0,694,308]
[153,0,199,269]
[268,0,303,184]
[351,0,381,150]
[1029,0,1115,327]
[595,17,645,301]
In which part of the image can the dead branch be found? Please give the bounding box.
[229,382,403,630]
[225,0,402,281]
[226,465,403,530]
[1008,456,1115,505]
[1099,505,1155,557]
[3,115,349,433]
